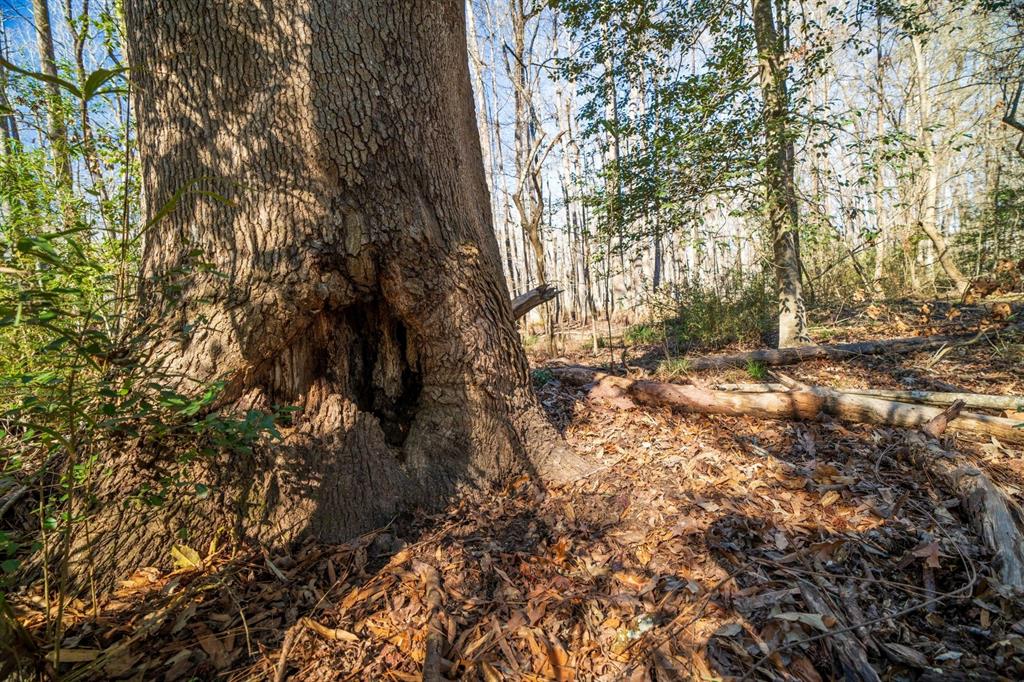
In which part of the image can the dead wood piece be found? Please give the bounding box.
[716,384,1024,413]
[905,432,1024,591]
[680,324,1022,372]
[511,284,559,320]
[414,560,445,682]
[274,622,302,682]
[551,366,1024,444]
[797,582,881,682]
[816,389,1024,444]
[922,400,965,439]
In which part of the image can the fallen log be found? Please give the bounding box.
[932,455,1024,589]
[511,284,559,320]
[908,412,1024,590]
[677,324,1022,372]
[715,383,1024,412]
[550,366,1024,445]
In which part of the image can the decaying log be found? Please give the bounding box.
[555,364,1024,589]
[550,366,1024,444]
[908,417,1024,589]
[414,560,446,682]
[927,455,1024,590]
[715,384,1024,412]
[511,284,559,320]
[815,389,1024,444]
[679,324,1022,371]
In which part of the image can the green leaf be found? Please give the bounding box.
[0,56,81,98]
[81,67,128,102]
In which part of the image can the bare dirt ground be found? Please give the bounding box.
[10,301,1024,681]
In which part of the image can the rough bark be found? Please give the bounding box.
[753,0,809,348]
[79,0,582,588]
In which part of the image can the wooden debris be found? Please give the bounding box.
[716,384,1024,412]
[677,323,1022,371]
[9,307,1024,681]
[797,581,881,682]
[906,413,1024,590]
[552,366,1024,444]
[413,560,445,682]
[511,284,559,320]
[922,400,965,439]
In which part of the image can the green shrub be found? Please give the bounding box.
[624,323,665,345]
[662,278,773,350]
[531,368,554,387]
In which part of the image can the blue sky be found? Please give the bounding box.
[1,0,30,24]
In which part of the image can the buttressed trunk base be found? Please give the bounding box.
[77,0,582,588]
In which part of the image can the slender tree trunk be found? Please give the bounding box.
[77,0,582,587]
[507,0,550,344]
[603,40,629,316]
[31,0,72,188]
[63,0,118,234]
[0,15,20,148]
[871,12,887,296]
[753,0,809,348]
[911,32,968,295]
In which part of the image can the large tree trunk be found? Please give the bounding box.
[753,0,809,348]
[79,0,581,587]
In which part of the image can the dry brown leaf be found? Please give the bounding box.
[612,571,647,590]
[772,612,835,631]
[912,541,942,568]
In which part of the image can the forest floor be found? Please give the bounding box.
[9,299,1024,681]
